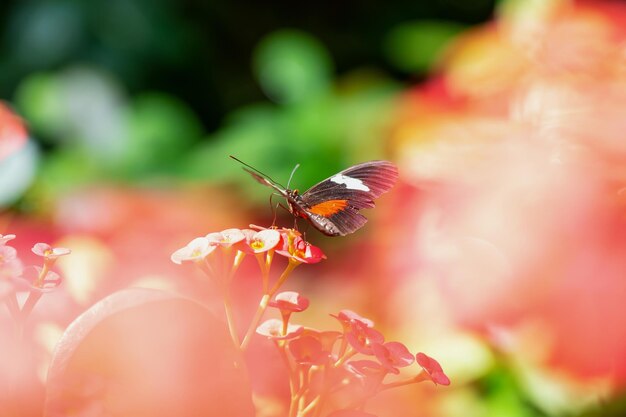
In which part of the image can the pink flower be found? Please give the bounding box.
[269,291,310,313]
[345,322,385,355]
[415,352,450,386]
[331,309,375,329]
[0,245,22,280]
[256,319,304,340]
[0,258,22,280]
[344,360,387,378]
[0,234,16,245]
[206,228,246,247]
[275,229,326,264]
[32,243,71,260]
[19,265,62,292]
[0,244,17,263]
[288,334,329,366]
[238,229,281,254]
[170,237,215,264]
[371,342,414,374]
[298,328,342,360]
[0,279,15,299]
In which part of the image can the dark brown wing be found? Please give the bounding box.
[300,161,398,236]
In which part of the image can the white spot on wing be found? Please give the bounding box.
[330,174,370,191]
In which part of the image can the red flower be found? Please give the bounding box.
[331,309,375,329]
[275,229,326,264]
[288,334,329,366]
[345,322,384,355]
[415,352,450,386]
[344,360,387,378]
[372,342,414,374]
[301,328,342,353]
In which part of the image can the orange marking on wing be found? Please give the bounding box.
[308,199,348,217]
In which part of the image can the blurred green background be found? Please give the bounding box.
[4,2,626,417]
[0,0,495,208]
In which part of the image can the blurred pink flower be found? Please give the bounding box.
[19,265,62,292]
[331,309,375,329]
[170,237,215,264]
[32,243,71,260]
[0,234,16,245]
[0,245,22,280]
[0,279,15,299]
[386,0,626,386]
[256,319,303,340]
[415,353,450,386]
[288,334,329,366]
[206,228,246,247]
[345,359,387,379]
[345,322,385,355]
[269,291,310,313]
[371,341,414,374]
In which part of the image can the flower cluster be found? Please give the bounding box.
[1,234,71,327]
[257,301,449,417]
[172,226,448,416]
[171,226,325,350]
[171,227,325,267]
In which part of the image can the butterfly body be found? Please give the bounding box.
[234,158,398,236]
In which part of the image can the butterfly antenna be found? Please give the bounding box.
[287,163,300,189]
[230,155,286,188]
[269,193,281,227]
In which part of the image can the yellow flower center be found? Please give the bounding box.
[250,239,265,250]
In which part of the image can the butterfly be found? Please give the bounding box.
[231,156,398,236]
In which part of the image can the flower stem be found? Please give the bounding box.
[333,347,357,367]
[222,290,241,348]
[20,290,43,322]
[4,294,20,322]
[255,253,270,294]
[379,377,420,392]
[228,250,246,283]
[300,395,321,416]
[240,260,299,351]
[239,293,271,351]
[269,260,299,296]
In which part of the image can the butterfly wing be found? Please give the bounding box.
[299,161,398,236]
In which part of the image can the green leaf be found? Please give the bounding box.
[253,30,333,104]
[384,20,465,74]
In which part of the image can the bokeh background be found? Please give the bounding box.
[2,0,626,416]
